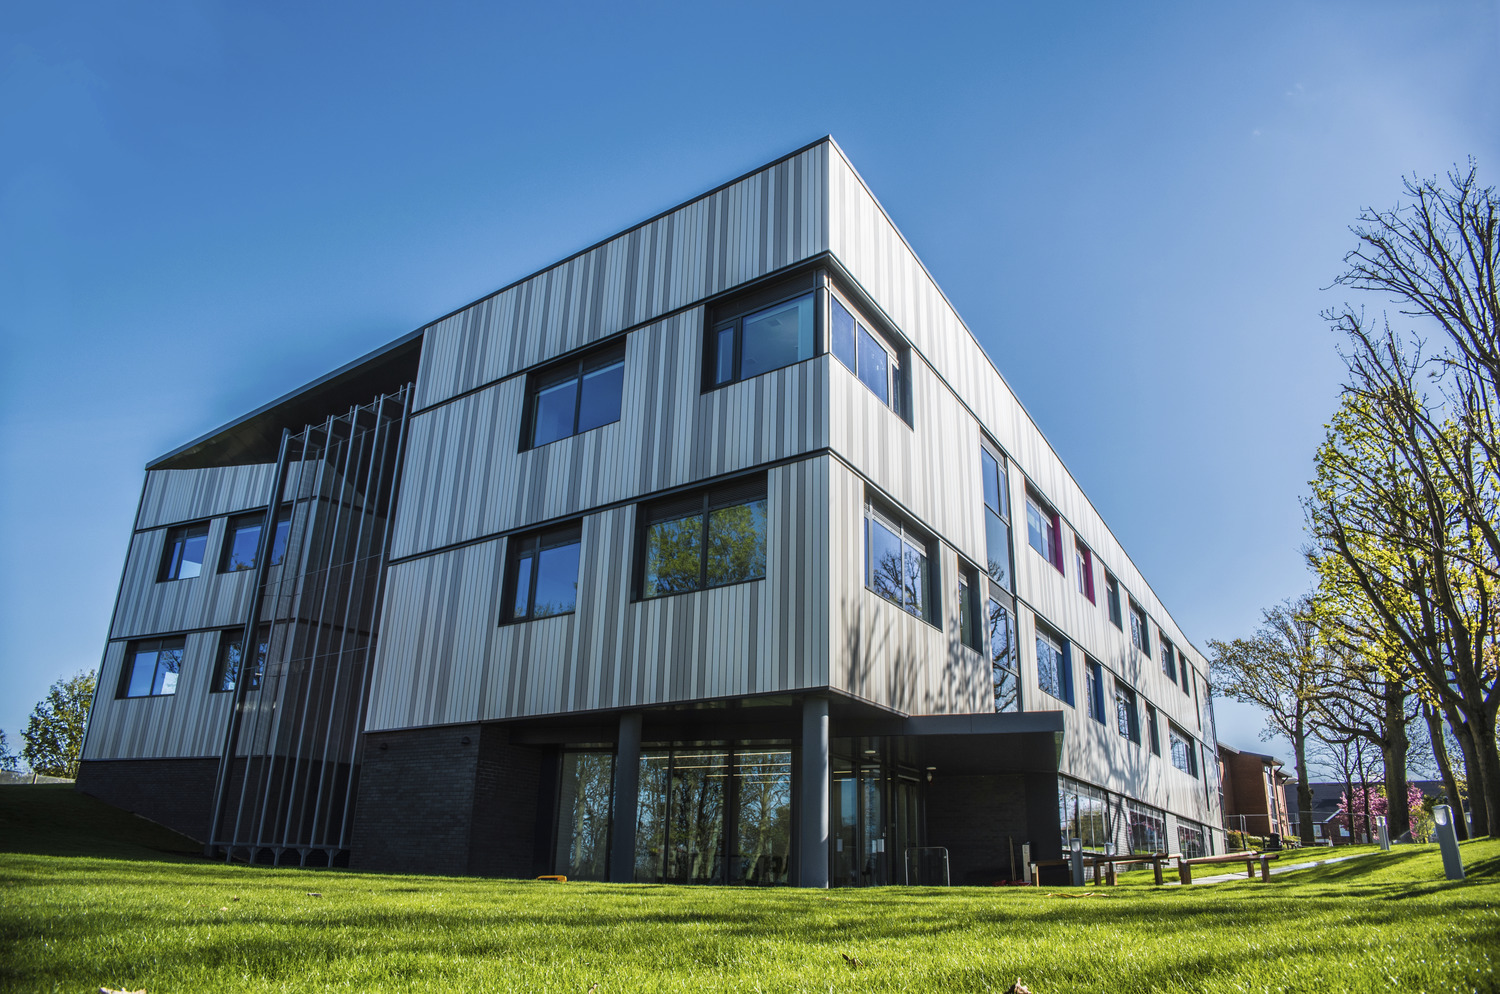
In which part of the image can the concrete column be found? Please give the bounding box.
[608,711,643,883]
[799,696,830,888]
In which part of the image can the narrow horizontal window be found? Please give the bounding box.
[524,343,627,449]
[641,478,767,599]
[505,523,584,621]
[119,637,185,698]
[708,278,816,389]
[159,522,209,582]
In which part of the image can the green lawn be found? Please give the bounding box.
[2,786,1497,993]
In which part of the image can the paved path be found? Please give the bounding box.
[1181,850,1376,885]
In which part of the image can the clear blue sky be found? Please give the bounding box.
[2,1,1496,764]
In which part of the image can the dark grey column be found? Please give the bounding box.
[799,696,830,888]
[608,711,643,883]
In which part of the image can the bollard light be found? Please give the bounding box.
[1433,805,1464,881]
[1069,837,1085,887]
[1434,806,1449,826]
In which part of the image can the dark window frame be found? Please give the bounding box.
[502,521,585,623]
[1105,572,1123,628]
[1025,490,1064,573]
[988,596,1021,713]
[828,288,909,421]
[1085,659,1106,724]
[1169,723,1199,777]
[212,625,270,694]
[1160,636,1177,682]
[1114,679,1140,743]
[704,273,819,392]
[520,340,628,451]
[1074,538,1095,603]
[1146,701,1161,755]
[118,636,186,699]
[637,476,769,601]
[1035,620,1074,706]
[958,560,983,652]
[863,496,938,626]
[1129,599,1151,655]
[158,521,211,582]
[979,441,1014,591]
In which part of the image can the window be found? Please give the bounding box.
[1179,653,1193,695]
[214,626,269,693]
[1035,623,1073,704]
[1085,659,1105,724]
[979,445,1013,590]
[1025,492,1063,572]
[1177,822,1207,859]
[1114,680,1140,743]
[1105,572,1123,629]
[505,523,583,621]
[989,599,1020,712]
[1059,777,1111,852]
[1074,540,1095,602]
[1128,801,1166,854]
[830,295,904,418]
[1129,600,1150,654]
[1169,724,1198,777]
[958,563,982,651]
[641,478,767,598]
[864,499,934,623]
[219,507,292,573]
[1146,702,1161,755]
[1160,637,1177,681]
[708,278,816,389]
[119,637,184,698]
[525,343,627,448]
[159,522,209,581]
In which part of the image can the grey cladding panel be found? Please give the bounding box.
[138,464,280,529]
[368,459,830,730]
[414,145,829,410]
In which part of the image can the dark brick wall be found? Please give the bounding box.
[349,724,550,877]
[926,773,1031,884]
[350,724,481,875]
[76,757,221,842]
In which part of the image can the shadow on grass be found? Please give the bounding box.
[0,785,206,862]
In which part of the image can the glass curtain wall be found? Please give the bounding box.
[555,752,614,880]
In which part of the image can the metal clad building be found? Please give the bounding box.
[78,138,1223,885]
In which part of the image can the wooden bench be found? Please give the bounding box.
[1090,851,1171,886]
[1028,858,1073,886]
[1177,850,1280,884]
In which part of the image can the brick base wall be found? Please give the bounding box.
[75,757,221,843]
[926,773,1031,884]
[349,724,549,877]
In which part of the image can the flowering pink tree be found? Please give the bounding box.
[1336,784,1427,840]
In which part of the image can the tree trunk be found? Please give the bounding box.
[1293,721,1316,845]
[1425,702,1467,841]
[1472,701,1500,839]
[1450,709,1488,837]
[1382,681,1411,838]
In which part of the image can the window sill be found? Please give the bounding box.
[637,575,765,603]
[521,418,621,454]
[498,609,578,628]
[863,585,940,630]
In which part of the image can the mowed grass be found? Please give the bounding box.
[2,787,1497,993]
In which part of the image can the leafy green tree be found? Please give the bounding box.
[0,730,20,773]
[1209,598,1331,845]
[20,672,95,779]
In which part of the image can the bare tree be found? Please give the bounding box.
[1209,598,1331,845]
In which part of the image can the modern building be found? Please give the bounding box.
[1217,744,1292,841]
[76,138,1223,886]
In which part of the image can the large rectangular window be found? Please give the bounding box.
[709,276,816,389]
[159,522,209,581]
[1127,801,1166,855]
[1059,777,1111,853]
[641,478,767,598]
[1105,572,1123,629]
[505,523,583,621]
[958,563,982,652]
[554,751,614,882]
[1026,492,1063,573]
[219,507,291,573]
[1114,679,1140,743]
[1177,822,1207,859]
[119,637,184,698]
[1085,659,1106,724]
[979,445,1013,591]
[1160,637,1177,681]
[525,343,627,448]
[1035,623,1072,705]
[213,626,269,693]
[864,499,934,623]
[830,295,905,418]
[1130,600,1151,655]
[1169,724,1198,777]
[989,599,1020,713]
[1074,539,1095,602]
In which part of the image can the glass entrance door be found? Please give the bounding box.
[831,760,858,887]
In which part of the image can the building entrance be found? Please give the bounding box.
[831,747,924,886]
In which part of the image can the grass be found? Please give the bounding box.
[2,786,1497,993]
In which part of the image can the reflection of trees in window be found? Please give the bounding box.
[1177,823,1206,858]
[668,751,726,885]
[120,638,184,698]
[988,599,1020,712]
[1059,777,1112,852]
[734,750,791,885]
[1128,802,1166,854]
[215,626,269,693]
[555,752,613,881]
[864,502,931,621]
[1036,632,1064,700]
[642,482,767,599]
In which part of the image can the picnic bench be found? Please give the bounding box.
[1176,850,1280,884]
[1090,851,1171,886]
[1028,858,1073,886]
